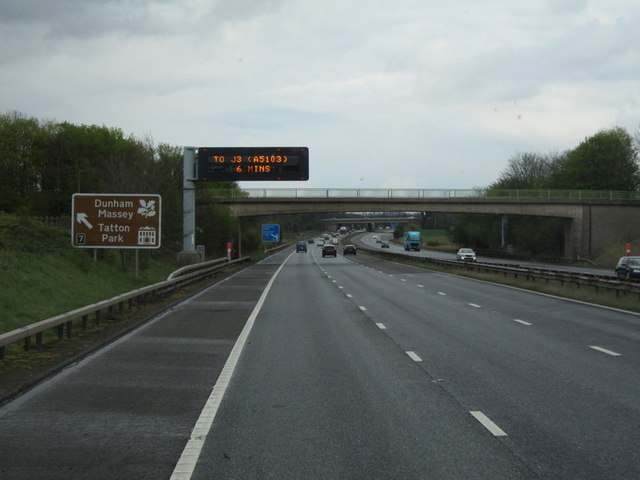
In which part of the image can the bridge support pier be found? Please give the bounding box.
[501,215,508,249]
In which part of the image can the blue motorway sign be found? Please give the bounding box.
[261,224,280,242]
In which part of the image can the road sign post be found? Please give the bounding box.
[71,193,161,249]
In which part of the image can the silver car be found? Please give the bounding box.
[456,248,477,262]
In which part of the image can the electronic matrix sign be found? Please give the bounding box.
[197,147,309,181]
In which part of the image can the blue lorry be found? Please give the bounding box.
[403,231,422,251]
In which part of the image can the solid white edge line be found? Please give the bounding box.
[589,345,621,356]
[170,252,295,480]
[470,411,508,436]
[406,351,423,362]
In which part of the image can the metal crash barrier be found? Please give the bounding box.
[0,257,250,360]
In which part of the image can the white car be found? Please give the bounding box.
[456,248,477,262]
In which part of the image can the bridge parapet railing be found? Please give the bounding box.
[207,188,640,200]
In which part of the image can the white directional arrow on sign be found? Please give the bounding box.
[76,212,93,229]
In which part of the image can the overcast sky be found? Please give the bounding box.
[2,0,639,190]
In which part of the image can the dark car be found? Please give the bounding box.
[343,244,357,255]
[615,256,640,279]
[380,241,389,248]
[296,241,307,253]
[322,245,337,257]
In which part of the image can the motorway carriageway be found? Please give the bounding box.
[1,243,639,479]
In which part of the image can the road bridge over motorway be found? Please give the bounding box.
[206,188,640,258]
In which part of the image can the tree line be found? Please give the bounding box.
[4,110,638,260]
[449,126,640,256]
[0,111,259,259]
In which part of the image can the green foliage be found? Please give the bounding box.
[457,126,640,257]
[0,213,176,333]
[0,212,68,253]
[449,214,501,249]
[490,152,552,189]
[0,111,245,262]
[550,127,639,190]
[505,217,564,256]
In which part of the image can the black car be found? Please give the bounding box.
[343,244,357,255]
[322,245,337,257]
[615,256,640,279]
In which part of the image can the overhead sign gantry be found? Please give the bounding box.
[179,146,309,264]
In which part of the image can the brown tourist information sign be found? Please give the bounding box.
[71,193,161,249]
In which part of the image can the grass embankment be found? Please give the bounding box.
[0,214,176,334]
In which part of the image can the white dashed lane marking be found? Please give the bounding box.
[589,345,621,356]
[470,411,508,437]
[513,319,532,326]
[405,351,423,362]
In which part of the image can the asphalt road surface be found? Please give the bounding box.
[1,245,639,479]
[356,231,613,276]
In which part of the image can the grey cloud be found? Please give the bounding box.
[221,106,338,130]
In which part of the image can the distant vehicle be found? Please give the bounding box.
[322,245,337,257]
[343,244,357,255]
[456,248,477,262]
[296,241,307,253]
[317,240,325,247]
[339,226,348,234]
[308,238,314,244]
[331,237,339,245]
[615,256,640,279]
[380,241,389,248]
[403,231,421,251]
